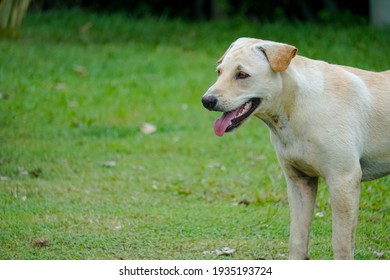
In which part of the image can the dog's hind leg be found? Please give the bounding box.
[326,166,362,260]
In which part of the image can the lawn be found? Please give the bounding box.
[0,10,389,260]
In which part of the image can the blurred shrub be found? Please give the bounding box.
[0,0,31,38]
[29,0,368,23]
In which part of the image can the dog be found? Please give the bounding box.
[201,38,390,259]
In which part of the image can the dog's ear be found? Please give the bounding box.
[258,43,297,72]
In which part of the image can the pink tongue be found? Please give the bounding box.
[213,108,240,137]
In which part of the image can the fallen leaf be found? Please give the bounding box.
[73,65,88,76]
[102,161,116,168]
[203,247,236,256]
[32,237,50,247]
[215,247,236,256]
[29,168,42,178]
[141,123,157,135]
[315,212,324,218]
[206,162,226,171]
[0,176,10,181]
[54,83,66,90]
[18,166,28,176]
[131,165,145,171]
[253,155,266,161]
[79,21,93,33]
[238,199,251,206]
[373,251,386,258]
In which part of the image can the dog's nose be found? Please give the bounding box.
[202,95,218,110]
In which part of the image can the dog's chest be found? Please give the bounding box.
[269,127,321,177]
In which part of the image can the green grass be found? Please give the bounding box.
[0,10,389,260]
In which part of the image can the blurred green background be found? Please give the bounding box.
[0,1,389,260]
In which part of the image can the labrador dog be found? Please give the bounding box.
[201,38,390,259]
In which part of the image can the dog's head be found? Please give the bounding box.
[202,38,297,136]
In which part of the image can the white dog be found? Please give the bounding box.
[202,38,390,259]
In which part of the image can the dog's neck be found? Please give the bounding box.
[257,113,290,140]
[259,114,284,130]
[255,68,300,142]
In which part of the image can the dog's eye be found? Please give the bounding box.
[217,69,221,76]
[236,71,250,79]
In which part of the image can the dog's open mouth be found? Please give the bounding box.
[214,98,261,136]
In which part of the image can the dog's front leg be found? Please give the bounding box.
[327,167,361,260]
[283,165,318,260]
